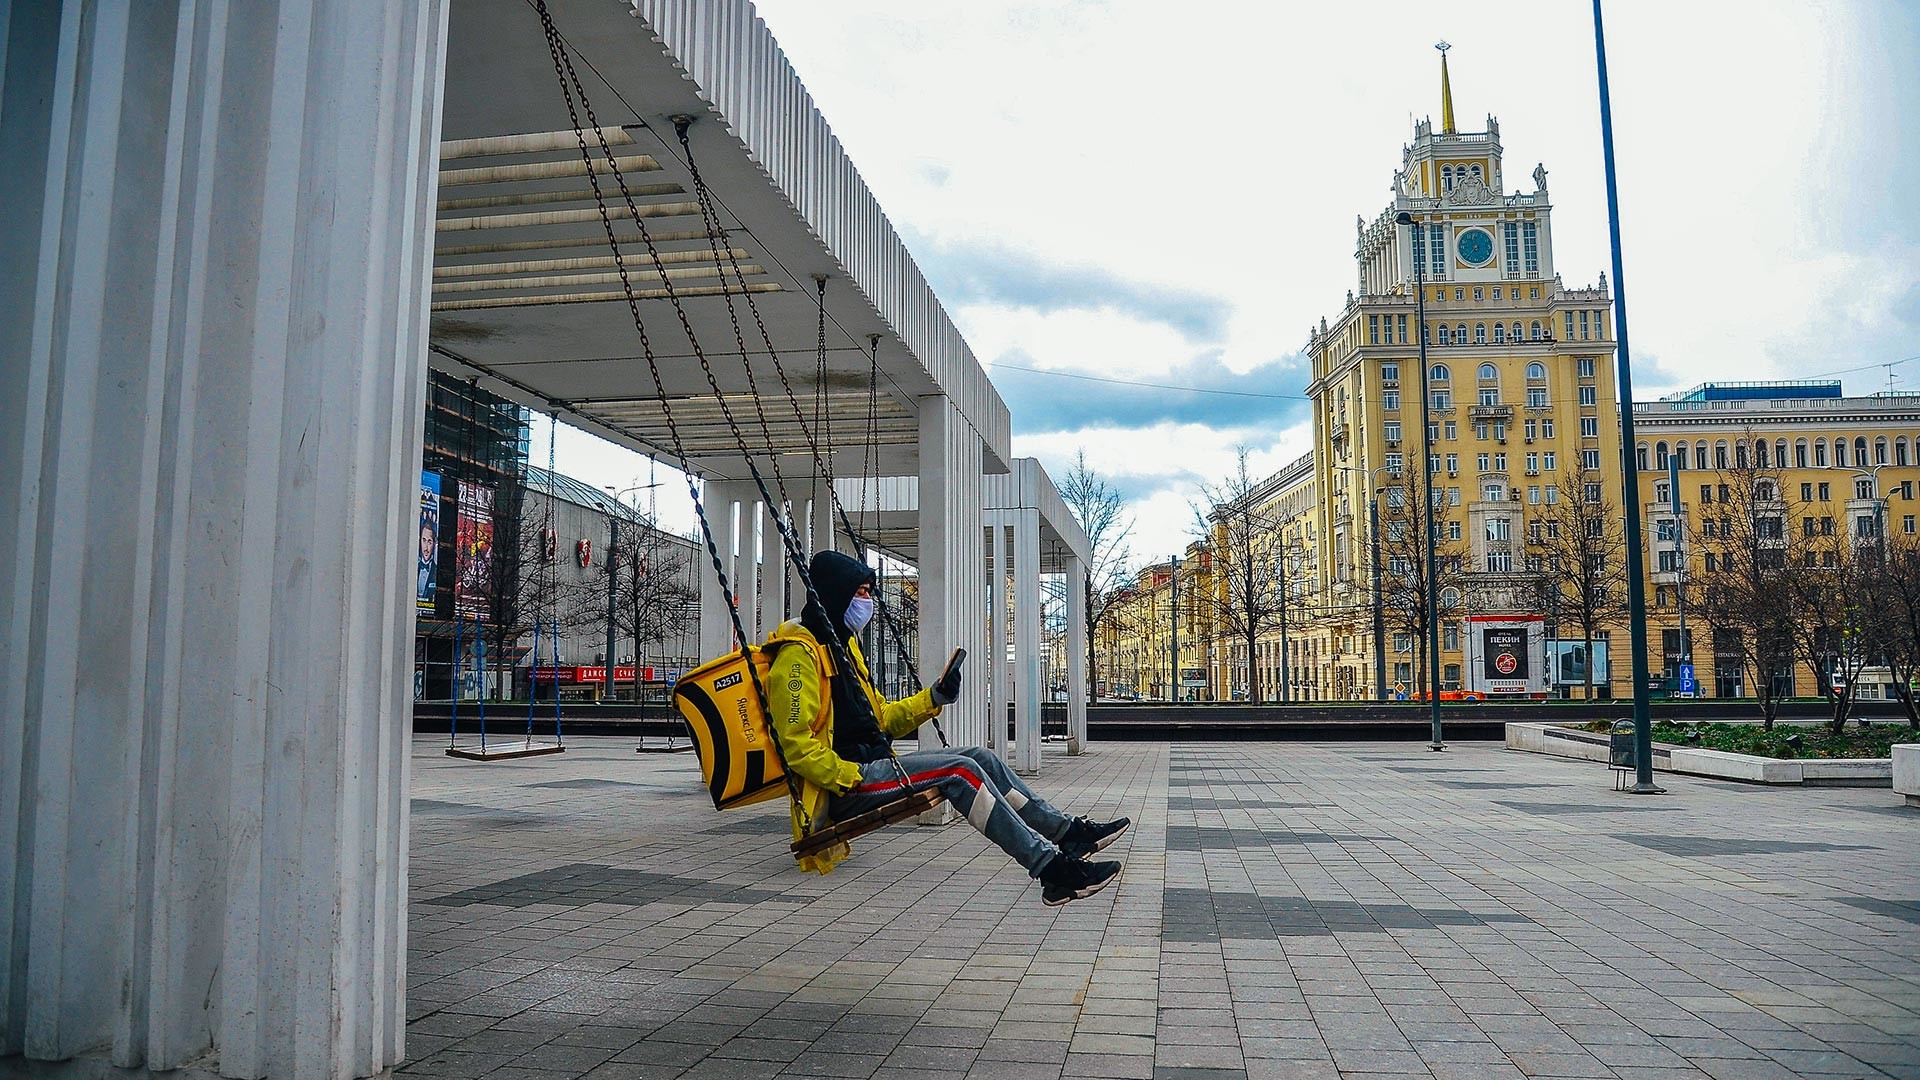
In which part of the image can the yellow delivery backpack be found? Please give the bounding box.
[674,638,823,810]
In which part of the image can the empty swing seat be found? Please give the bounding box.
[790,788,944,860]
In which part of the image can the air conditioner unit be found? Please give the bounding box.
[1510,490,1523,501]
[1447,467,1459,477]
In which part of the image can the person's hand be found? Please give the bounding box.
[931,653,965,705]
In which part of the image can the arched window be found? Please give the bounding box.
[1526,362,1546,380]
[1478,363,1498,381]
[1510,321,1522,341]
[1435,325,1449,345]
[1493,323,1506,344]
[1423,323,1432,345]
[1815,439,1828,466]
[1856,436,1869,465]
[1715,441,1730,469]
[1836,439,1848,467]
[1775,440,1787,469]
[1442,165,1454,191]
[1455,322,1467,342]
[1656,442,1670,467]
[1430,363,1450,382]
[1898,438,1910,467]
[1470,164,1483,182]
[1474,323,1488,344]
[1530,320,1543,340]
[1441,587,1461,609]
[1754,440,1768,468]
[1674,443,1689,470]
[1795,439,1809,468]
[1636,443,1649,470]
[1756,480,1776,501]
[1736,442,1749,469]
[1875,437,1888,465]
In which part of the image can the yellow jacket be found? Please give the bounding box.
[765,620,943,873]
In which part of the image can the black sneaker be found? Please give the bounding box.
[1040,856,1121,906]
[1059,815,1131,858]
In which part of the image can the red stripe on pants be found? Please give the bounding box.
[854,765,982,798]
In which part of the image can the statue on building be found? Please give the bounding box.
[1532,162,1548,193]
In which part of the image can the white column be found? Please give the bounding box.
[698,483,750,659]
[1011,509,1044,775]
[986,520,1007,754]
[917,396,985,748]
[1065,554,1089,755]
[0,3,448,1076]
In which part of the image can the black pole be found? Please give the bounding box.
[605,511,619,703]
[1398,210,1445,749]
[1169,557,1179,702]
[1371,492,1388,700]
[1592,0,1662,792]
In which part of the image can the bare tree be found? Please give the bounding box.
[1782,500,1889,733]
[1874,530,1920,730]
[1057,450,1135,705]
[614,523,698,685]
[1526,471,1626,699]
[1193,448,1296,703]
[1372,469,1472,699]
[1693,453,1797,727]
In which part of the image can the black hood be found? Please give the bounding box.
[801,549,876,639]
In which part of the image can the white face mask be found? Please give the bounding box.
[843,595,874,632]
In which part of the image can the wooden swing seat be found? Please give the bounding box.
[445,741,566,762]
[789,788,944,859]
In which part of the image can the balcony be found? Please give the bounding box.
[1469,404,1513,421]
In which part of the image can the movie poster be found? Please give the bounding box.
[455,480,495,621]
[417,472,441,613]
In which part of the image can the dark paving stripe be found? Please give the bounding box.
[1162,887,1530,942]
[1835,898,1920,924]
[1166,826,1394,852]
[424,862,795,908]
[1617,835,1873,857]
[1496,800,1677,815]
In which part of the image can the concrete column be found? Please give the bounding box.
[1065,554,1089,755]
[917,397,985,748]
[698,482,753,657]
[1011,509,1044,775]
[0,3,448,1076]
[986,521,1007,754]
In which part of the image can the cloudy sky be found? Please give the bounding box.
[550,0,1920,569]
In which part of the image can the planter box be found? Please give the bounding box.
[1506,722,1893,786]
[1896,744,1920,806]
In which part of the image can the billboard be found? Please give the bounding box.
[1482,628,1529,680]
[417,471,441,613]
[1548,640,1611,686]
[454,480,495,621]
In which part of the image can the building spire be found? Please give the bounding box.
[1436,41,1456,135]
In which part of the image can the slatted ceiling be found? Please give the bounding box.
[429,126,780,315]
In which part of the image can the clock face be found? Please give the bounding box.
[1457,227,1495,267]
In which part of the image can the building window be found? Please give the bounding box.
[1381,361,1399,382]
[1544,484,1559,504]
[1431,363,1450,383]
[1480,388,1499,406]
[1432,390,1452,409]
[1796,440,1809,468]
[1858,477,1876,500]
[1585,482,1603,503]
[1473,287,1484,301]
[1448,520,1462,540]
[1580,310,1592,340]
[1486,516,1511,541]
[1444,624,1460,650]
[1522,221,1539,273]
[1502,222,1521,278]
[1455,289,1465,302]
[1474,323,1488,344]
[1565,311,1576,340]
[1368,315,1380,344]
[1531,320,1544,341]
[1906,515,1916,535]
[1455,322,1467,341]
[1494,453,1508,471]
[1509,321,1522,341]
[1802,483,1813,501]
[1486,551,1513,573]
[1493,323,1507,344]
[1445,420,1458,439]
[1384,421,1402,442]
[1477,452,1491,471]
[1383,390,1400,411]
[1527,387,1547,407]
[1814,440,1828,467]
[1430,223,1447,279]
[1526,452,1539,472]
[1877,437,1889,465]
[1446,453,1459,474]
[1899,438,1911,467]
[1543,419,1556,437]
[1543,451,1557,470]
[1579,385,1598,406]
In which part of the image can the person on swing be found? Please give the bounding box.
[767,549,1127,905]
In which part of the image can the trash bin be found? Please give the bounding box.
[1609,719,1635,789]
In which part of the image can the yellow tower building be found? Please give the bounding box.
[1302,51,1619,699]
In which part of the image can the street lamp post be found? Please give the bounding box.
[1169,555,1181,703]
[1591,0,1660,791]
[1395,211,1445,750]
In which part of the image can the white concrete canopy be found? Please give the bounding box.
[431,0,1010,483]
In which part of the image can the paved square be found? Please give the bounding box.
[404,737,1919,1080]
